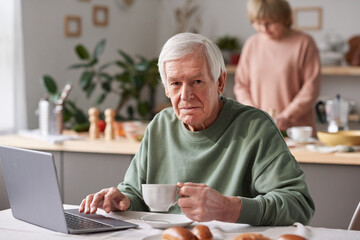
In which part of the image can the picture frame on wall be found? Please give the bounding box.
[293,7,323,31]
[93,5,109,27]
[64,16,82,37]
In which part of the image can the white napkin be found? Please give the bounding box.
[306,144,360,153]
[18,129,83,144]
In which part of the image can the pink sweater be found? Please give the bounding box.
[234,30,321,132]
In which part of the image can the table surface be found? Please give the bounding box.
[0,133,360,165]
[1,205,360,240]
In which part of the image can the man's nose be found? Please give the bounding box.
[180,85,193,101]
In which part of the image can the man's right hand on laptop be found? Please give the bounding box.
[79,187,130,214]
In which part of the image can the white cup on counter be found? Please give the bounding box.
[286,126,313,142]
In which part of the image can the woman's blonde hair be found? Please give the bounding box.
[247,0,292,28]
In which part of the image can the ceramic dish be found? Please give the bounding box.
[317,130,360,146]
[141,214,193,229]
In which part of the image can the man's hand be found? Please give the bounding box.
[177,182,241,222]
[79,187,130,214]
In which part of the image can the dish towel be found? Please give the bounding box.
[306,144,360,153]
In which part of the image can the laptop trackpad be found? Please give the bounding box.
[65,208,137,228]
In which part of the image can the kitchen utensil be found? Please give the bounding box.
[315,94,351,133]
[317,130,360,146]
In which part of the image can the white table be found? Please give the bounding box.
[1,205,360,240]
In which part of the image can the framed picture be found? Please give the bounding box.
[93,5,109,27]
[64,16,82,37]
[293,7,322,31]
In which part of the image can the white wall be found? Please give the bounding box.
[22,0,360,129]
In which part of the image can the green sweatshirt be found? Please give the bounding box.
[118,97,315,226]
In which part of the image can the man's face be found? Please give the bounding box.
[164,49,225,131]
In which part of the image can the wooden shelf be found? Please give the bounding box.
[225,65,360,76]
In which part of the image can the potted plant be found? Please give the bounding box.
[70,39,160,121]
[216,36,241,65]
[42,39,160,132]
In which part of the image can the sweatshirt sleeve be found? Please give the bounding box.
[117,129,150,212]
[234,39,255,106]
[237,150,315,226]
[278,36,321,124]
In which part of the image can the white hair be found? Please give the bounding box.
[158,32,226,85]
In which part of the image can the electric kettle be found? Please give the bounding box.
[315,94,350,133]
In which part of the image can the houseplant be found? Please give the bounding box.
[42,39,160,132]
[216,35,241,64]
[70,39,160,121]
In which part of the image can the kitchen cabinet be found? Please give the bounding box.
[62,152,132,204]
[225,65,360,76]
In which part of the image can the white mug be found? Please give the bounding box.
[142,184,177,212]
[286,126,313,142]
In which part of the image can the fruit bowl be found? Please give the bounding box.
[317,130,360,146]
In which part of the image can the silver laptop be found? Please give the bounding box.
[0,145,138,234]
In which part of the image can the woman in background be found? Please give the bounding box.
[234,0,320,135]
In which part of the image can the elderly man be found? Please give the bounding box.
[79,33,314,226]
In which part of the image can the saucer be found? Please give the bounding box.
[141,213,193,229]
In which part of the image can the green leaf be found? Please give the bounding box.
[116,60,129,70]
[93,39,106,59]
[71,122,90,132]
[138,101,150,119]
[68,63,92,69]
[86,82,96,98]
[88,58,98,67]
[99,61,116,71]
[75,44,90,60]
[42,75,58,94]
[115,73,131,83]
[100,72,112,82]
[49,93,60,103]
[101,82,111,92]
[95,93,106,105]
[135,62,149,71]
[118,50,134,65]
[80,71,94,90]
[73,109,88,124]
[62,105,72,122]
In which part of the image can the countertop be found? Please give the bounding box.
[0,133,359,165]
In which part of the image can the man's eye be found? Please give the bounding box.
[194,80,202,84]
[170,82,180,86]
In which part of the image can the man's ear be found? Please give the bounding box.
[217,71,226,94]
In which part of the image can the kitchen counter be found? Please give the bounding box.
[0,133,359,165]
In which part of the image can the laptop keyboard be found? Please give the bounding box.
[65,212,111,230]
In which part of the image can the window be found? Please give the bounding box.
[0,0,26,134]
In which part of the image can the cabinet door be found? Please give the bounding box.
[62,152,132,205]
[300,163,360,229]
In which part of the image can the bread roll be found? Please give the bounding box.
[232,233,271,240]
[162,227,197,240]
[191,225,213,240]
[278,234,307,240]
